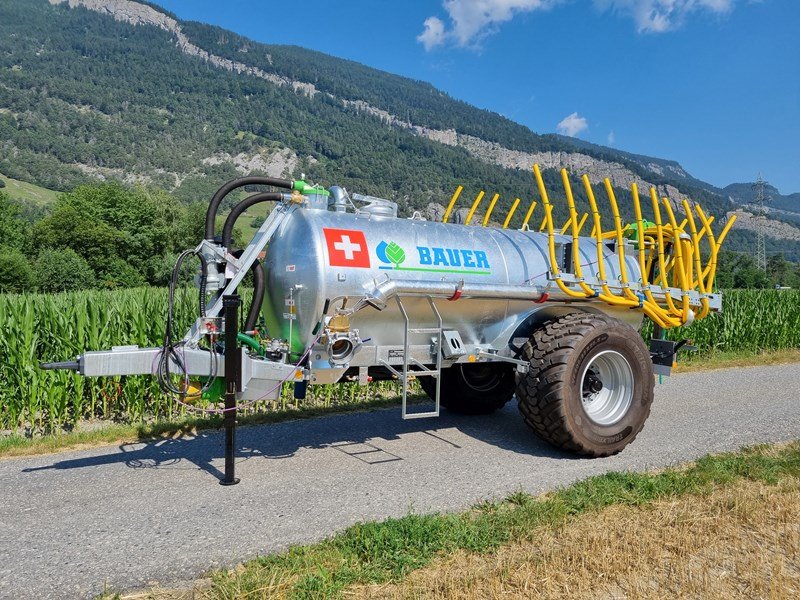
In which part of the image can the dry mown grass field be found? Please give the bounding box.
[349,478,800,600]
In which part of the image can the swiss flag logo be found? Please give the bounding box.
[323,228,371,268]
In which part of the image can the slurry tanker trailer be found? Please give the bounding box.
[43,164,735,484]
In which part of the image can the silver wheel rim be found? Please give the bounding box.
[580,350,634,426]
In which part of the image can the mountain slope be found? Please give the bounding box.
[1,0,798,259]
[723,182,800,214]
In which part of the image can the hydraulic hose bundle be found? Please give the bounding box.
[157,248,217,398]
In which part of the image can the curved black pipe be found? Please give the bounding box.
[230,249,267,334]
[205,176,292,240]
[246,257,266,333]
[222,192,283,249]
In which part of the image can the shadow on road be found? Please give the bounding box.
[21,404,576,481]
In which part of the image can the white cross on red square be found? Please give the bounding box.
[323,228,371,268]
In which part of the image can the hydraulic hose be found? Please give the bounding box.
[229,249,266,334]
[247,257,266,333]
[205,176,293,240]
[221,191,284,249]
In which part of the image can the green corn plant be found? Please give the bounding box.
[0,288,798,433]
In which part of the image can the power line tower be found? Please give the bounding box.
[752,174,770,272]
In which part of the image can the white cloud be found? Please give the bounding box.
[417,16,447,50]
[557,112,588,137]
[607,130,616,145]
[417,0,560,50]
[594,0,736,33]
[418,0,741,49]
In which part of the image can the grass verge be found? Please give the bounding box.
[675,347,800,373]
[109,441,800,599]
[349,474,799,599]
[3,349,799,459]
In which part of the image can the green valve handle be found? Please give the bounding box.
[292,180,330,197]
[625,220,656,239]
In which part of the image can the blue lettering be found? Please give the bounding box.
[432,247,448,266]
[417,246,432,265]
[474,251,489,269]
[445,248,461,266]
[461,250,476,268]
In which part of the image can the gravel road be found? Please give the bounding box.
[1,363,799,599]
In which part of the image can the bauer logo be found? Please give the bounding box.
[376,241,491,275]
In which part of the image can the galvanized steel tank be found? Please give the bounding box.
[262,199,644,356]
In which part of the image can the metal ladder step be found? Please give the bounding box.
[378,295,443,420]
[407,369,438,377]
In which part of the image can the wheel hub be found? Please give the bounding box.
[580,350,634,426]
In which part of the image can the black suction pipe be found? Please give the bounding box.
[205,176,292,240]
[245,258,266,333]
[221,192,284,249]
[230,249,267,334]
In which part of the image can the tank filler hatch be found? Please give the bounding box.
[352,193,398,220]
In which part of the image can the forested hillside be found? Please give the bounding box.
[1,0,799,263]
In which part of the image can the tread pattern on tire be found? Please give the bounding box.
[516,312,653,457]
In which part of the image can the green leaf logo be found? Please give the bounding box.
[385,241,406,267]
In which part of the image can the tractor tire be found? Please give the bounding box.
[516,312,654,457]
[419,363,515,415]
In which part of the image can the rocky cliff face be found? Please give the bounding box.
[726,210,800,242]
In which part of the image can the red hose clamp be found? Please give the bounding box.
[534,292,549,304]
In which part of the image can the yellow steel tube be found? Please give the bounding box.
[503,198,521,229]
[661,197,691,322]
[694,205,717,289]
[520,200,537,230]
[604,179,641,304]
[559,213,588,235]
[562,169,598,297]
[577,212,588,233]
[464,190,485,226]
[649,187,681,317]
[631,184,680,328]
[482,193,500,226]
[538,207,551,232]
[442,185,463,223]
[644,235,657,275]
[581,175,639,308]
[682,198,710,319]
[705,210,736,291]
[533,164,587,299]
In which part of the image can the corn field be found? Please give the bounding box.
[1,288,798,434]
[642,289,800,350]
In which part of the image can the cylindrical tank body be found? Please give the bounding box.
[262,206,643,354]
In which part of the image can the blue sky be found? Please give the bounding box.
[154,0,799,194]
